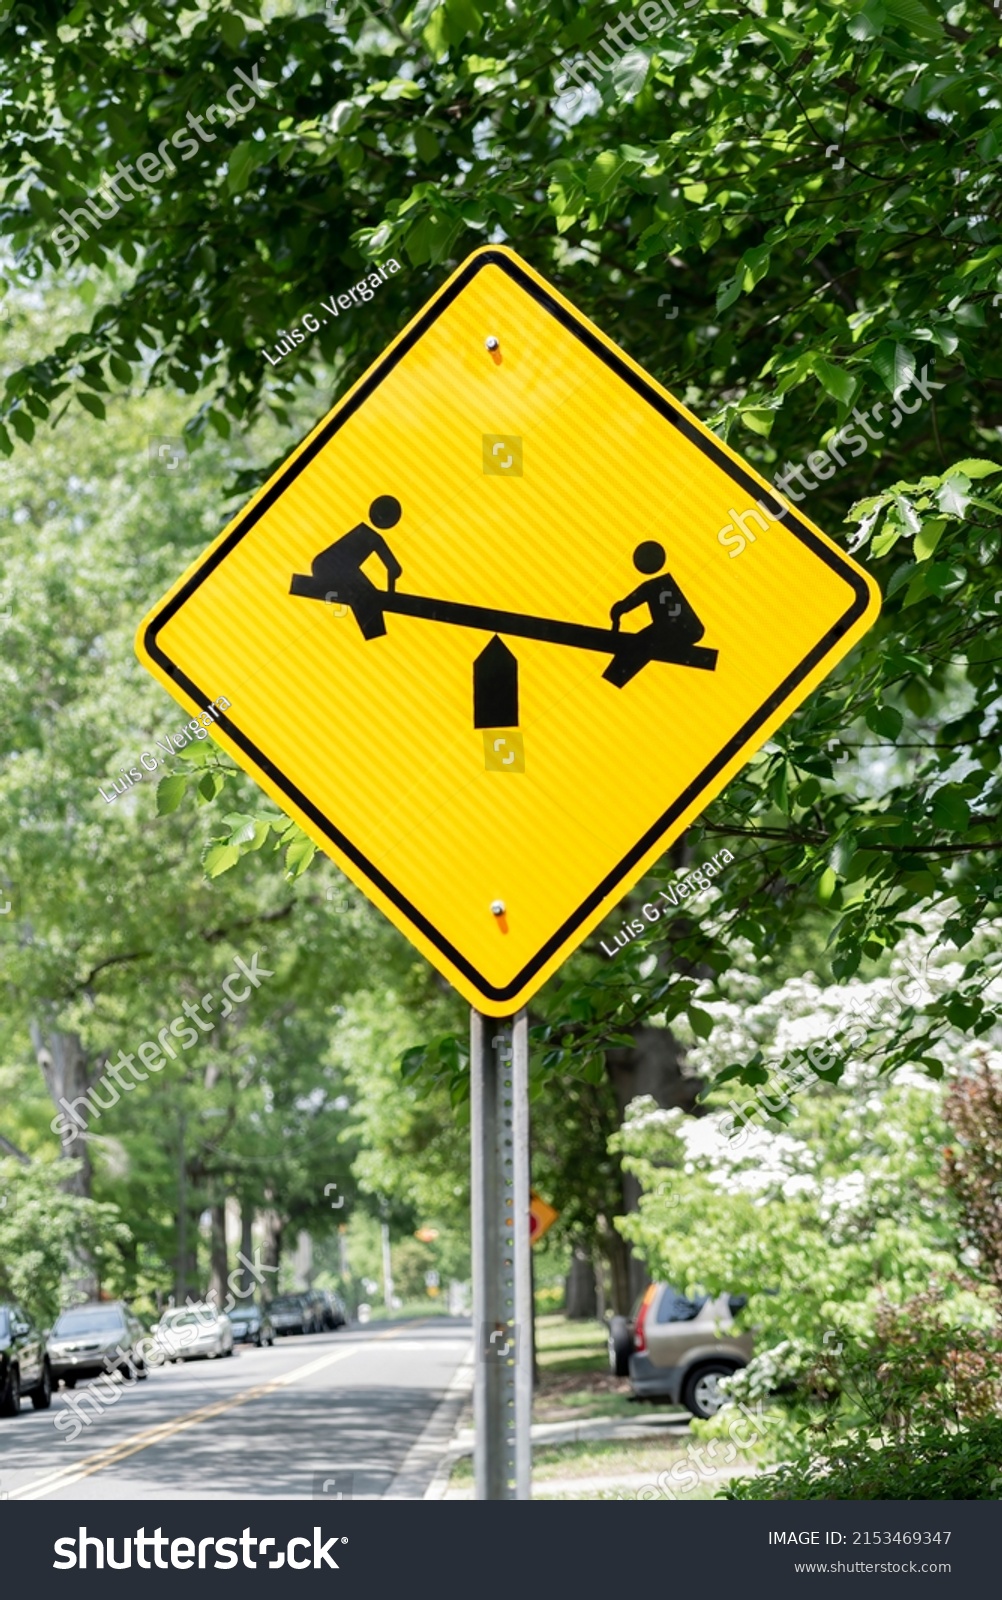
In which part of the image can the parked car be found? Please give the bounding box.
[48,1301,149,1387]
[228,1302,274,1347]
[609,1284,753,1418]
[269,1294,312,1336]
[323,1290,348,1330]
[151,1304,234,1363]
[0,1302,52,1415]
[302,1289,328,1333]
[301,1288,347,1332]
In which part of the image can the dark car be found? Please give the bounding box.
[228,1302,275,1347]
[48,1301,149,1386]
[609,1284,753,1418]
[301,1289,328,1333]
[268,1295,311,1336]
[0,1302,53,1415]
[322,1290,347,1330]
[300,1288,344,1332]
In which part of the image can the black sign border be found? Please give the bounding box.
[144,248,874,1007]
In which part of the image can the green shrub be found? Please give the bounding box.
[725,1282,1002,1500]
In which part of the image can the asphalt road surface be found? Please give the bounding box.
[0,1318,471,1501]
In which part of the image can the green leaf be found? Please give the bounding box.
[687,1005,714,1039]
[830,835,859,877]
[586,150,631,201]
[870,339,915,396]
[716,273,742,314]
[871,525,902,558]
[219,12,246,48]
[203,843,241,879]
[931,785,970,832]
[582,1053,606,1084]
[174,741,214,767]
[400,1045,427,1079]
[741,243,771,292]
[77,392,106,420]
[913,517,946,562]
[948,459,1002,480]
[226,815,259,847]
[421,2,449,57]
[285,835,317,877]
[414,125,439,164]
[226,141,258,195]
[831,944,861,981]
[866,703,904,739]
[741,407,776,438]
[156,774,188,815]
[443,0,481,48]
[924,561,966,598]
[612,50,649,100]
[847,0,885,40]
[9,409,34,443]
[813,358,856,408]
[197,771,225,802]
[882,0,941,40]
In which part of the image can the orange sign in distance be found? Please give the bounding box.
[529,1190,559,1246]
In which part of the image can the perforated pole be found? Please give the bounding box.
[471,1007,532,1499]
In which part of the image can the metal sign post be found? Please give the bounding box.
[471,1007,532,1500]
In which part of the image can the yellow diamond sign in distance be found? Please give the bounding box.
[136,246,880,1017]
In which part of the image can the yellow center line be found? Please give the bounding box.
[10,1323,423,1501]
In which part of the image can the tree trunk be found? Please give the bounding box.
[564,1247,598,1318]
[175,1198,200,1306]
[29,1020,99,1298]
[604,1226,634,1317]
[208,1202,228,1308]
[29,1020,96,1196]
[593,1252,607,1322]
[239,1203,255,1296]
[258,1202,283,1284]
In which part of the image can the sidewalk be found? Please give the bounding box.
[424,1405,692,1499]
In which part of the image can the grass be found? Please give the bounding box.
[535,1312,609,1366]
[532,1312,642,1422]
[357,1299,453,1322]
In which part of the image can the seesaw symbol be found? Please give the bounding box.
[290,499,719,731]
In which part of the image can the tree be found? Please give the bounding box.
[0,1156,129,1324]
[0,290,450,1310]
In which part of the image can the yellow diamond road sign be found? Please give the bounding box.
[136,246,880,1016]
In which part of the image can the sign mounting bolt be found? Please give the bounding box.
[486,336,500,351]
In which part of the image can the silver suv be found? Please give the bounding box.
[609,1284,753,1417]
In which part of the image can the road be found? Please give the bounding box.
[0,1319,471,1501]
